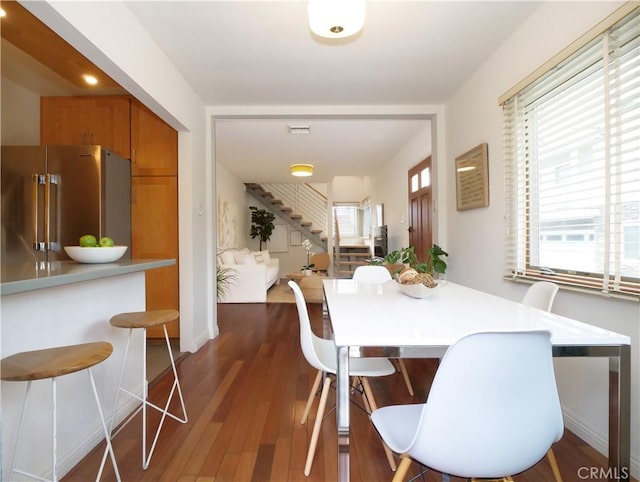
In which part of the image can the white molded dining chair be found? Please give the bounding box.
[523,281,559,312]
[353,265,393,284]
[522,281,562,482]
[352,266,415,397]
[289,280,397,475]
[371,330,564,482]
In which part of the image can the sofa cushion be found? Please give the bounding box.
[233,248,250,264]
[237,254,257,265]
[220,250,236,265]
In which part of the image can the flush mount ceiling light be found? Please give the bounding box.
[82,74,98,86]
[291,164,314,177]
[308,0,365,39]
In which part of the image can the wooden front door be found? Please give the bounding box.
[408,157,432,263]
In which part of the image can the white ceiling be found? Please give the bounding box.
[4,1,541,184]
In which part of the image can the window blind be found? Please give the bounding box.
[504,8,640,298]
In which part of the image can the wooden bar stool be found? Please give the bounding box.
[1,342,120,482]
[100,309,187,472]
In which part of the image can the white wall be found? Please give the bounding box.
[23,1,213,352]
[443,1,638,475]
[372,122,432,252]
[1,76,40,145]
[216,163,249,250]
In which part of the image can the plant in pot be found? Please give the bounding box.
[216,263,237,301]
[427,244,449,276]
[249,206,276,251]
[300,239,315,275]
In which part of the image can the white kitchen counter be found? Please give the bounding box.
[1,259,175,480]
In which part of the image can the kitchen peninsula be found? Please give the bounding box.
[1,259,174,480]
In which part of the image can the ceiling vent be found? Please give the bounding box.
[288,125,311,135]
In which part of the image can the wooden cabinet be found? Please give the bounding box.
[40,96,131,159]
[132,176,180,338]
[130,101,178,176]
[41,95,180,339]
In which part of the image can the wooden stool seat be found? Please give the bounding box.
[110,309,179,329]
[1,342,113,382]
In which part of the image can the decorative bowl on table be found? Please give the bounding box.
[64,246,128,264]
[396,279,445,299]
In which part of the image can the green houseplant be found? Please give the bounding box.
[249,206,276,251]
[216,264,237,301]
[371,244,448,276]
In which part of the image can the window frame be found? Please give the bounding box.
[502,6,640,299]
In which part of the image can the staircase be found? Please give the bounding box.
[245,183,327,249]
[333,217,372,278]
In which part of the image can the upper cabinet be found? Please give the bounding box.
[130,100,178,176]
[40,96,131,159]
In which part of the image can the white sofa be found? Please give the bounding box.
[218,248,280,303]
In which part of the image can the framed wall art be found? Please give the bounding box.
[455,143,489,211]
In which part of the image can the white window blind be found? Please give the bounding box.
[504,8,640,298]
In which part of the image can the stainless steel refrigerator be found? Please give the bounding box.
[1,145,131,263]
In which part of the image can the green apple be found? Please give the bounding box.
[79,234,98,247]
[99,236,114,247]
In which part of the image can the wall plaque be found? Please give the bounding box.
[455,143,489,211]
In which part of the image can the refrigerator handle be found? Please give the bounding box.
[32,174,45,252]
[44,173,60,251]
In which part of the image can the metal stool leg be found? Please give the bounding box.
[98,329,134,479]
[9,380,32,481]
[101,323,187,471]
[142,324,188,469]
[88,367,121,482]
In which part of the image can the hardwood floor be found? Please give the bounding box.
[65,302,630,482]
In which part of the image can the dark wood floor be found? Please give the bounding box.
[65,302,630,482]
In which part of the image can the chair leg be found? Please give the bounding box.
[304,375,332,476]
[361,378,397,472]
[547,448,563,482]
[396,359,414,396]
[301,370,323,424]
[392,455,412,482]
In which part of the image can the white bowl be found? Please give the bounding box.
[396,279,445,299]
[64,246,128,264]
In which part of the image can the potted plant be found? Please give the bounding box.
[300,239,315,275]
[249,206,276,250]
[427,244,448,276]
[216,264,237,301]
[371,244,448,278]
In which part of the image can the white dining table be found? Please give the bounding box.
[322,278,631,482]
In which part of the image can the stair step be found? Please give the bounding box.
[301,221,312,227]
[310,229,322,234]
[338,252,370,257]
[338,260,369,266]
[262,191,274,199]
[281,207,293,213]
[290,214,302,220]
[272,199,283,205]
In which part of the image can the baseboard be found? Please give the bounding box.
[562,404,639,479]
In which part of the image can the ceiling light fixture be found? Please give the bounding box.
[291,164,314,177]
[308,0,365,39]
[83,74,98,85]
